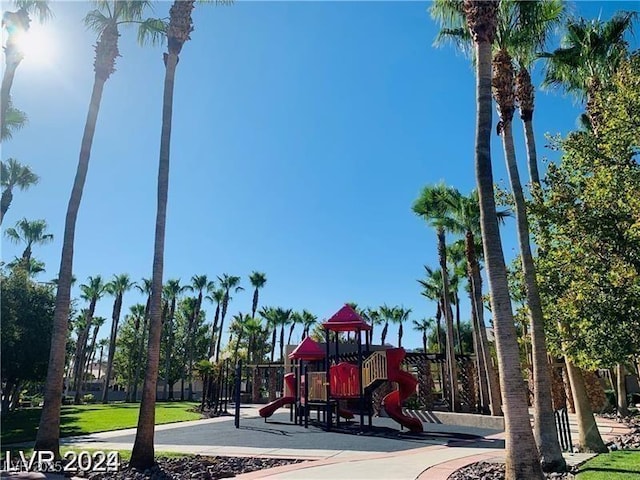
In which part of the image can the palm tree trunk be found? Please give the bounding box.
[163,323,174,400]
[132,315,149,402]
[502,123,566,471]
[208,306,220,359]
[34,74,108,457]
[565,358,607,452]
[437,229,459,411]
[0,187,13,225]
[454,292,462,355]
[270,328,277,363]
[472,38,543,479]
[130,49,179,470]
[215,297,229,363]
[469,287,489,413]
[0,51,20,135]
[522,118,540,188]
[279,326,285,362]
[102,295,122,404]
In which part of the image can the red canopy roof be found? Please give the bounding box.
[322,304,371,332]
[288,337,326,361]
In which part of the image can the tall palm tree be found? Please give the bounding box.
[393,306,411,348]
[206,287,225,359]
[231,312,250,361]
[432,1,544,477]
[300,310,317,339]
[83,315,106,386]
[450,191,503,416]
[248,271,267,319]
[413,182,460,411]
[185,275,214,400]
[378,304,394,346]
[274,307,292,362]
[132,278,152,401]
[6,256,45,277]
[73,276,106,404]
[1,0,52,133]
[1,158,39,224]
[242,316,264,364]
[259,306,279,362]
[215,274,243,362]
[510,1,564,192]
[541,11,637,132]
[126,303,146,401]
[35,1,159,455]
[4,217,52,266]
[160,278,187,400]
[101,273,135,403]
[287,311,301,346]
[412,318,433,353]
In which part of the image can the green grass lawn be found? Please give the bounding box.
[577,451,640,479]
[1,402,202,445]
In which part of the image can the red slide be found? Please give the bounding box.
[259,373,296,419]
[382,348,423,433]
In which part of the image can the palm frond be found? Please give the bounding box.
[136,17,168,46]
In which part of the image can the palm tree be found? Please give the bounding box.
[231,313,250,361]
[1,102,28,141]
[412,318,433,353]
[185,275,214,400]
[73,276,106,404]
[432,1,544,477]
[83,315,106,387]
[35,1,159,455]
[126,303,146,401]
[300,310,317,339]
[206,287,225,359]
[275,307,292,362]
[541,11,637,132]
[259,306,279,362]
[161,279,187,400]
[287,311,301,346]
[378,304,394,346]
[132,278,152,401]
[215,274,243,362]
[413,182,460,411]
[450,191,503,416]
[101,273,135,403]
[248,271,267,319]
[6,256,45,277]
[1,0,52,133]
[511,1,564,192]
[243,316,264,364]
[1,158,39,224]
[393,306,411,348]
[4,218,52,266]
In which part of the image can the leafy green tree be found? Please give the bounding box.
[36,1,160,456]
[1,158,39,224]
[1,270,54,411]
[536,54,640,442]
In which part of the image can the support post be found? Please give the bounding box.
[234,360,241,428]
[358,329,364,429]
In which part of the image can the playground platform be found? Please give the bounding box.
[2,405,630,479]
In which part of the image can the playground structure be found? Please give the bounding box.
[258,304,424,433]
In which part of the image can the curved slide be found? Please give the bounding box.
[382,348,423,433]
[258,395,295,418]
[259,373,296,419]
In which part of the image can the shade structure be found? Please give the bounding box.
[322,304,371,332]
[288,336,326,361]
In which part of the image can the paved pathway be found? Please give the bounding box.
[1,406,631,480]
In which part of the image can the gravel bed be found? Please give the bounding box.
[601,412,640,450]
[448,462,578,480]
[78,455,305,479]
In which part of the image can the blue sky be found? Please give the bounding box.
[2,1,637,351]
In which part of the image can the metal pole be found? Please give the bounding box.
[234,360,242,428]
[304,364,309,428]
[325,327,331,431]
[358,329,364,429]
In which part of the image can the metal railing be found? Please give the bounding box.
[554,407,573,452]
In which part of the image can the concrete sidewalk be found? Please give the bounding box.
[2,408,631,480]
